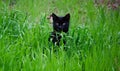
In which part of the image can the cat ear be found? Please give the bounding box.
[51,13,58,21]
[64,13,70,21]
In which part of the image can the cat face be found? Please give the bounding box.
[51,13,70,33]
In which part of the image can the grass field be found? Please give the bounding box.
[0,0,120,71]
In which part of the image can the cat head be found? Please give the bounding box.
[51,13,70,33]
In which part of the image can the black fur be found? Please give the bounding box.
[49,13,70,46]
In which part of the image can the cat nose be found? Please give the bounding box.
[59,26,62,28]
[60,26,63,29]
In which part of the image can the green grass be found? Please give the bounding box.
[0,0,120,71]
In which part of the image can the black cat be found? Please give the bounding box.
[48,13,70,46]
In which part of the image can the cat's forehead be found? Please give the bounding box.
[56,17,65,21]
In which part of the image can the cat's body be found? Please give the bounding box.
[48,13,70,46]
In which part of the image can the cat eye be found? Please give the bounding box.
[56,23,59,25]
[63,23,66,26]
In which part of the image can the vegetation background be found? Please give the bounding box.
[0,0,120,71]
